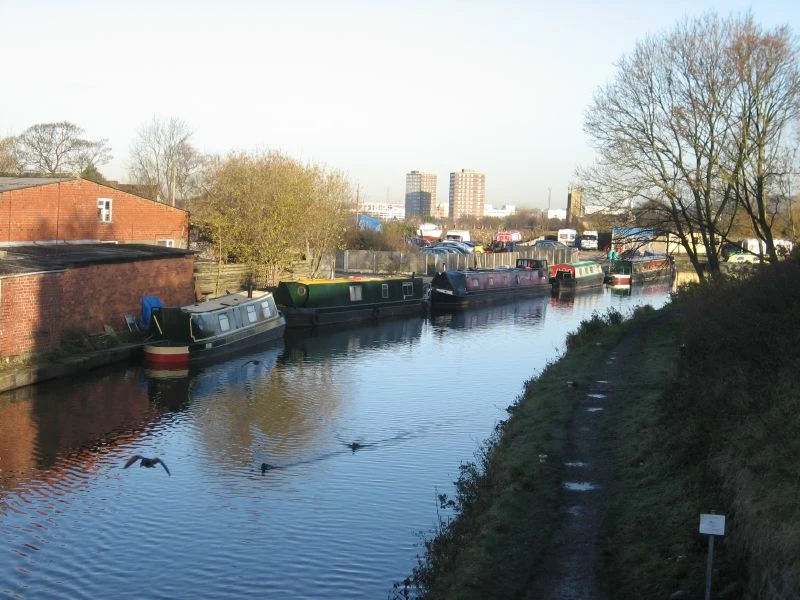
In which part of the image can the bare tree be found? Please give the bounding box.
[15,122,111,175]
[128,116,203,206]
[579,13,800,279]
[0,136,20,174]
[725,18,800,262]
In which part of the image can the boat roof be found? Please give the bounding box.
[552,261,600,269]
[181,290,272,313]
[284,275,415,285]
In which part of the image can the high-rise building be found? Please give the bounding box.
[449,169,485,219]
[405,171,437,218]
[567,186,584,224]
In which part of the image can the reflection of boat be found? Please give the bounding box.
[283,316,424,359]
[429,295,548,330]
[549,260,605,293]
[428,258,550,309]
[610,279,675,297]
[144,290,286,368]
[606,254,675,287]
[274,275,425,329]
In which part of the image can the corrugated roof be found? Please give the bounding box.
[0,243,194,277]
[0,176,71,193]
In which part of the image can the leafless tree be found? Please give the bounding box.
[14,122,111,175]
[579,13,800,279]
[0,136,20,174]
[128,116,203,206]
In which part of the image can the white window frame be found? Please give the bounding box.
[156,239,175,247]
[97,198,112,223]
[349,285,363,302]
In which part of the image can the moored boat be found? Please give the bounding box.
[549,260,605,293]
[428,258,550,309]
[606,254,675,287]
[274,274,425,328]
[144,290,286,368]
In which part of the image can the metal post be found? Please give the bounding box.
[705,534,715,600]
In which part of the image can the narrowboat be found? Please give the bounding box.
[427,258,551,309]
[273,274,425,328]
[606,254,675,287]
[549,260,605,293]
[144,290,286,368]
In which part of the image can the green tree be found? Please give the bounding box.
[194,150,351,284]
[80,163,107,185]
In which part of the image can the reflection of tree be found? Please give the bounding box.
[192,352,343,468]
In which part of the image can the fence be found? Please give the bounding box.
[335,248,577,276]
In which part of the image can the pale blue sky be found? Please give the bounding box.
[0,0,796,209]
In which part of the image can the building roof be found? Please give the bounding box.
[0,176,71,193]
[0,243,194,277]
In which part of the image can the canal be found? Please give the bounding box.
[0,284,672,599]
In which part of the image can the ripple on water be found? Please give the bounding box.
[563,481,597,491]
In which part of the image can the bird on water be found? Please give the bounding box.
[346,442,363,453]
[261,462,276,474]
[124,455,171,476]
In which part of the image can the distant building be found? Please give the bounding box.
[449,169,485,219]
[547,208,567,220]
[405,171,437,218]
[360,202,404,220]
[566,187,584,224]
[484,204,516,218]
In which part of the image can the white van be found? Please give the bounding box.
[557,228,577,247]
[445,230,471,243]
[579,230,598,250]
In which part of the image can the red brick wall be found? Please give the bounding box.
[0,256,195,358]
[0,179,189,247]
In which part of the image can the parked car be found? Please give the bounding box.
[533,240,568,249]
[727,252,759,264]
[429,241,472,254]
[720,242,744,261]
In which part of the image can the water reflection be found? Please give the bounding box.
[0,365,169,492]
[429,295,548,330]
[0,289,673,600]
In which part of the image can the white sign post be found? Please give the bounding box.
[699,513,726,600]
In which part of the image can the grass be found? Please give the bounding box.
[399,256,800,599]
[394,310,633,599]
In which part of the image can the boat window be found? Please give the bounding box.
[488,277,495,287]
[402,282,413,298]
[382,284,389,299]
[246,304,258,323]
[261,301,273,318]
[469,278,480,289]
[218,312,231,332]
[349,285,363,302]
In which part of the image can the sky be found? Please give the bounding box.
[0,0,797,210]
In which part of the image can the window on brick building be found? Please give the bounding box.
[97,198,112,223]
[157,239,175,247]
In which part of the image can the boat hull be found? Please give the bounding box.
[275,275,426,329]
[429,265,551,310]
[281,301,425,328]
[606,255,675,288]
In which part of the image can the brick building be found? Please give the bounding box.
[0,244,196,359]
[0,177,195,359]
[0,177,189,247]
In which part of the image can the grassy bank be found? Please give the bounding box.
[399,255,800,599]
[393,308,644,599]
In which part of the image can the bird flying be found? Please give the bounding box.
[124,455,171,476]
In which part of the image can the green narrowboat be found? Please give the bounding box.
[273,274,425,328]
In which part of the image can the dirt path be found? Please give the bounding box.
[525,329,646,599]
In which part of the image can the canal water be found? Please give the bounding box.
[0,284,672,600]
